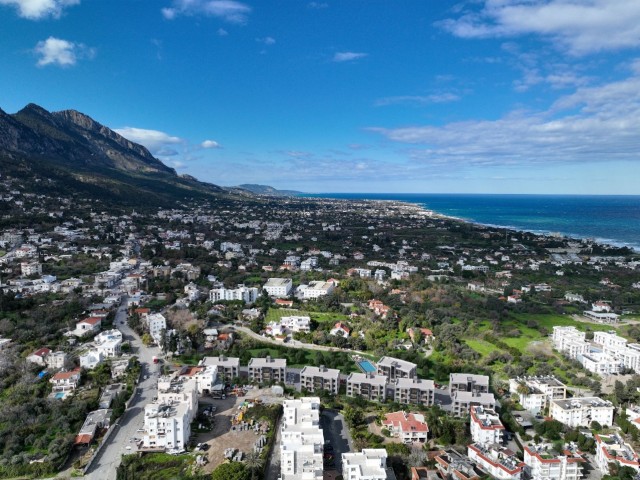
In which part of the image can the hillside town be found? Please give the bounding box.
[0,173,640,480]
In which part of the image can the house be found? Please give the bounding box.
[280,397,324,480]
[27,347,52,366]
[74,408,112,446]
[275,298,294,307]
[550,397,614,428]
[80,350,104,369]
[300,365,340,395]
[94,329,123,357]
[75,317,102,336]
[368,299,391,318]
[330,322,351,338]
[382,411,429,443]
[50,367,81,392]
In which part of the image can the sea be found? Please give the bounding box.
[300,193,640,252]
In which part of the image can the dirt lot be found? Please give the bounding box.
[197,388,282,474]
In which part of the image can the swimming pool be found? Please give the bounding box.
[55,392,65,399]
[358,360,377,373]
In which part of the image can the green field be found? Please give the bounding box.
[465,339,501,356]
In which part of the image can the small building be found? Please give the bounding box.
[382,411,429,444]
[50,367,81,393]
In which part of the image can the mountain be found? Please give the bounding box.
[236,184,303,196]
[0,103,233,206]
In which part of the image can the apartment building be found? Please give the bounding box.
[449,373,490,395]
[552,327,590,359]
[595,434,640,475]
[263,278,293,297]
[248,356,286,384]
[142,401,192,452]
[593,331,640,373]
[300,281,335,299]
[550,397,614,428]
[209,284,259,304]
[146,313,167,345]
[393,378,435,407]
[280,397,324,480]
[523,443,585,480]
[468,444,524,480]
[342,449,389,480]
[300,365,340,395]
[470,405,504,445]
[200,355,240,381]
[346,372,387,402]
[377,356,417,381]
[434,449,486,480]
[451,390,497,418]
[509,376,567,415]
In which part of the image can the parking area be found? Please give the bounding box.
[320,409,351,475]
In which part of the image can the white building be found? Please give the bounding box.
[280,397,324,480]
[263,278,293,298]
[209,284,259,304]
[248,356,286,384]
[142,401,192,452]
[147,313,167,345]
[550,397,614,428]
[346,373,387,402]
[377,356,417,381]
[552,327,589,359]
[299,281,335,299]
[300,365,340,395]
[470,405,504,445]
[382,411,429,444]
[342,449,389,480]
[595,434,640,475]
[393,378,435,407]
[523,443,585,480]
[200,355,239,381]
[509,376,567,415]
[468,444,524,480]
[80,350,104,369]
[94,329,123,357]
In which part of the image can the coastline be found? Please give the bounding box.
[300,192,640,253]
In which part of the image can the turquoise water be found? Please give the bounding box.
[55,392,65,399]
[358,360,377,373]
[302,193,640,251]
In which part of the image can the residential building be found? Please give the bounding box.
[27,347,51,366]
[200,355,240,381]
[342,449,389,480]
[146,313,167,345]
[280,397,324,480]
[393,378,435,406]
[434,449,485,480]
[263,278,293,297]
[80,350,104,369]
[248,356,286,384]
[50,367,81,393]
[75,317,102,336]
[451,391,496,417]
[382,411,429,444]
[552,327,589,359]
[330,322,351,338]
[300,365,340,395]
[509,376,567,415]
[94,329,123,357]
[74,408,112,446]
[470,405,504,445]
[209,284,259,304]
[346,372,387,402]
[377,356,417,381]
[449,373,489,395]
[468,444,524,480]
[523,443,585,480]
[550,397,614,428]
[595,434,640,475]
[300,281,335,299]
[46,351,68,370]
[142,401,192,452]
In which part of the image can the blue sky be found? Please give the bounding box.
[1,0,640,194]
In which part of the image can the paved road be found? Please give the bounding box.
[83,299,160,480]
[321,410,352,472]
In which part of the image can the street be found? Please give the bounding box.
[83,299,160,480]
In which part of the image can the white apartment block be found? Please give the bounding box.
[280,397,324,480]
[377,356,417,381]
[142,401,192,451]
[248,356,286,384]
[470,405,504,445]
[300,281,335,299]
[146,313,167,345]
[552,327,590,359]
[523,443,585,480]
[209,284,259,304]
[346,373,387,402]
[593,331,640,373]
[451,391,496,417]
[393,378,435,406]
[263,278,293,297]
[449,373,490,395]
[342,449,389,480]
[509,376,567,415]
[595,434,640,475]
[300,365,340,395]
[94,329,123,357]
[550,397,614,428]
[200,355,240,381]
[468,444,524,480]
[580,351,621,376]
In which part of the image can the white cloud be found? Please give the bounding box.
[375,93,461,106]
[201,140,221,149]
[217,28,228,36]
[439,0,640,55]
[369,68,640,167]
[115,127,183,155]
[256,36,275,45]
[34,36,94,67]
[333,51,367,62]
[0,0,78,19]
[162,0,251,24]
[308,2,328,8]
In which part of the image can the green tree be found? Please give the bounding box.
[343,405,365,429]
[244,451,264,480]
[211,461,250,480]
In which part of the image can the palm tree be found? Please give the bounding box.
[244,450,264,480]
